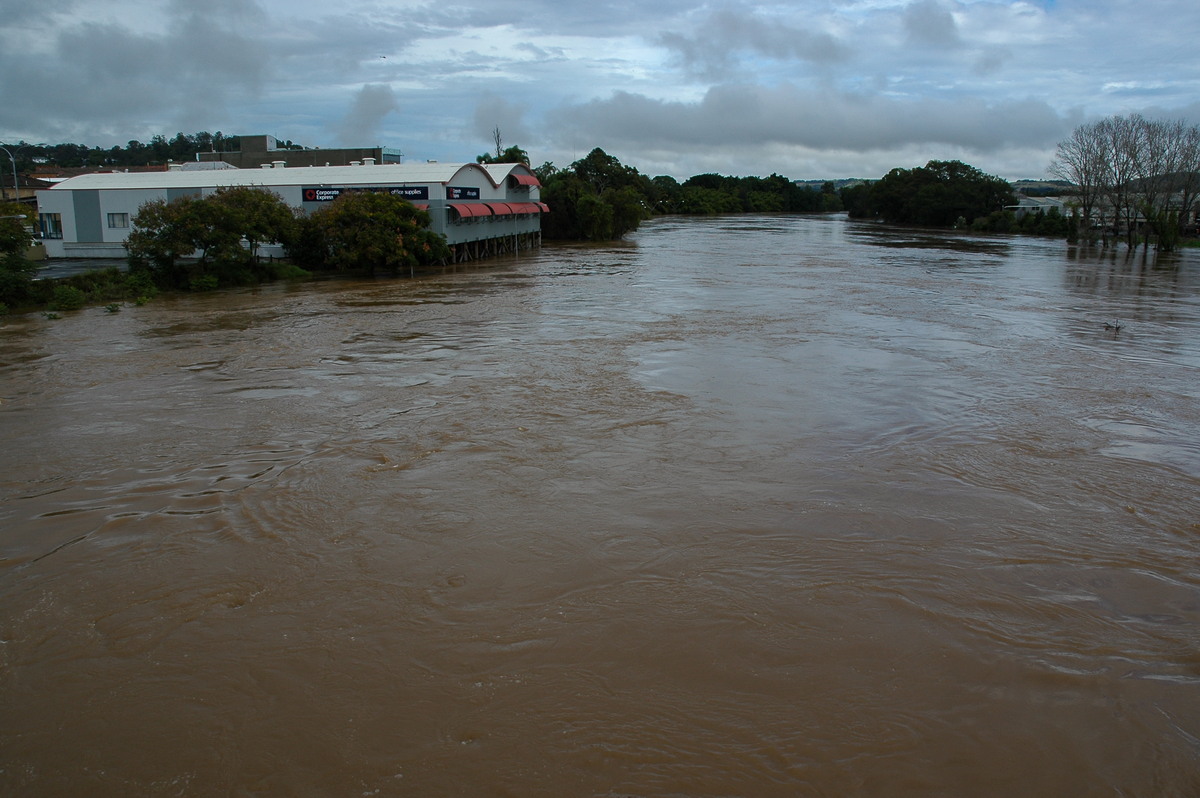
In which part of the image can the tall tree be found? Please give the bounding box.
[0,201,38,308]
[1049,121,1107,234]
[1053,114,1200,249]
[867,160,1013,227]
[127,188,301,287]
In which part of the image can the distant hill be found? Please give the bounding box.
[1012,179,1074,196]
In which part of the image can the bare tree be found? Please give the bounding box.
[1052,113,1200,249]
[1173,122,1200,238]
[1097,115,1142,247]
[492,127,503,159]
[1050,121,1106,236]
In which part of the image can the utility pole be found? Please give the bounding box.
[0,144,21,202]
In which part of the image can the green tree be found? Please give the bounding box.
[540,151,650,240]
[533,161,559,184]
[539,173,590,239]
[125,197,199,287]
[477,145,531,166]
[577,193,615,240]
[209,186,297,262]
[0,201,38,308]
[298,191,448,276]
[573,148,643,194]
[868,160,1014,227]
[840,183,874,218]
[127,188,301,288]
[678,185,742,215]
[648,175,682,214]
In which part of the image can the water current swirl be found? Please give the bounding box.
[2,214,1199,796]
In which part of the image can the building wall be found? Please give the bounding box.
[196,136,399,169]
[428,202,543,245]
[37,165,543,259]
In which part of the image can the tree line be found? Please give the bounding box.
[12,115,1194,312]
[126,188,448,290]
[5,132,305,170]
[528,148,844,241]
[1049,114,1200,251]
[0,188,452,312]
[475,129,845,240]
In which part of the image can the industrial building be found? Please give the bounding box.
[196,134,405,169]
[35,160,546,262]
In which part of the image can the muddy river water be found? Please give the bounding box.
[3,214,1200,796]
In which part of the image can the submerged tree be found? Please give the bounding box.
[540,149,650,241]
[868,160,1013,227]
[0,201,38,308]
[295,191,448,276]
[126,187,298,288]
[1050,114,1200,250]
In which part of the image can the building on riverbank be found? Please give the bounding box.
[196,135,404,169]
[35,160,546,263]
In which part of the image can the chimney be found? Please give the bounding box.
[363,157,376,166]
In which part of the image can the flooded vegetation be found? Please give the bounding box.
[3,214,1199,796]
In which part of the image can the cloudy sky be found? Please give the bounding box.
[2,0,1198,180]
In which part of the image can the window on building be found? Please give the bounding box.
[39,213,63,239]
[107,212,129,229]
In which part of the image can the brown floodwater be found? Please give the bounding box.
[2,214,1199,796]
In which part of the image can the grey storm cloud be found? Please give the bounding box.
[554,85,1069,154]
[473,97,531,148]
[904,0,962,48]
[333,84,400,146]
[422,0,708,38]
[5,0,1200,179]
[0,0,79,23]
[0,0,269,141]
[660,8,851,75]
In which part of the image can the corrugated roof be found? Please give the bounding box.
[481,163,536,184]
[48,162,496,191]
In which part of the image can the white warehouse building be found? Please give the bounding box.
[35,160,547,261]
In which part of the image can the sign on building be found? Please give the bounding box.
[302,186,430,202]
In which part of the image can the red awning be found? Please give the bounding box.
[508,202,541,214]
[485,202,517,215]
[536,202,550,213]
[508,174,541,188]
[449,203,492,218]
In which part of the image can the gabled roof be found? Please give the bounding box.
[47,162,498,191]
